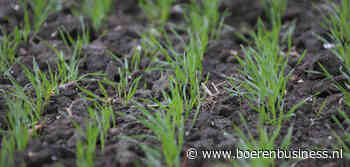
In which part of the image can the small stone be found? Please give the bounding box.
[323,43,335,49]
[51,155,58,161]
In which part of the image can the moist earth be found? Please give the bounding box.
[0,0,348,167]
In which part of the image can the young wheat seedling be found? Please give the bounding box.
[129,78,185,167]
[320,0,350,78]
[20,0,59,41]
[262,0,288,29]
[231,115,294,167]
[0,27,22,78]
[0,136,16,167]
[0,95,33,167]
[142,28,204,111]
[109,52,143,105]
[5,97,31,150]
[230,21,288,124]
[75,119,99,167]
[50,43,82,85]
[320,0,350,156]
[229,18,307,124]
[9,60,58,123]
[58,18,91,47]
[87,103,115,152]
[186,0,224,42]
[139,0,176,26]
[82,0,113,30]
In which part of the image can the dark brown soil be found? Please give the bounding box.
[0,0,349,167]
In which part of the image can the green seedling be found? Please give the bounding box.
[262,0,288,29]
[140,29,174,68]
[75,119,99,167]
[78,80,110,104]
[20,0,60,41]
[0,135,16,167]
[50,43,82,85]
[321,66,350,157]
[139,0,175,26]
[0,27,22,78]
[49,25,91,85]
[132,5,223,165]
[0,132,28,167]
[131,46,142,72]
[82,0,113,30]
[22,61,58,117]
[185,0,226,42]
[58,17,91,47]
[78,71,140,106]
[320,0,350,74]
[55,48,81,84]
[231,20,287,123]
[140,0,223,110]
[320,1,350,156]
[109,52,143,105]
[116,66,142,105]
[133,78,185,167]
[181,31,206,110]
[5,97,31,151]
[9,60,58,122]
[229,20,305,124]
[0,95,32,167]
[185,4,208,49]
[141,28,204,123]
[321,0,350,44]
[202,0,223,40]
[235,0,287,44]
[230,112,294,167]
[143,28,204,111]
[330,86,350,157]
[186,0,224,41]
[87,103,115,152]
[331,109,350,158]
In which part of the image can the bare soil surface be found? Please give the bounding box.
[0,0,349,167]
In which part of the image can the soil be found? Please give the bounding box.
[0,0,349,167]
